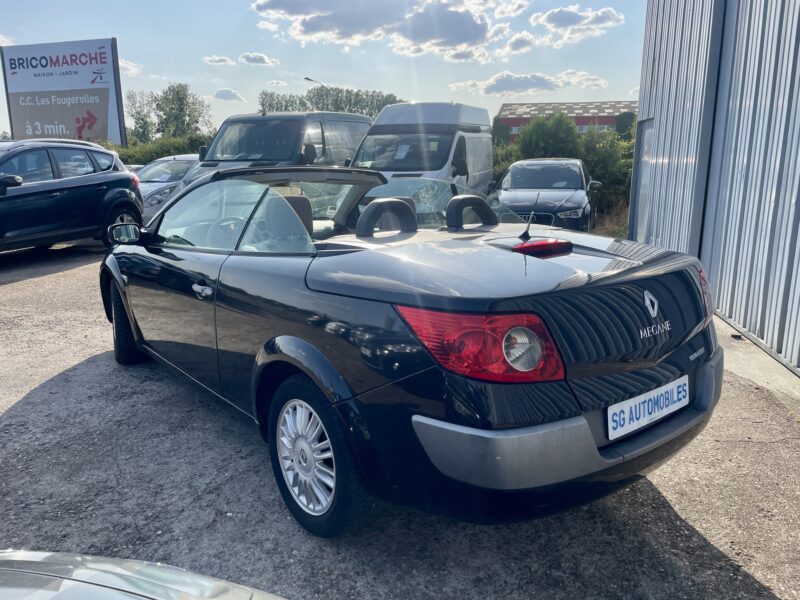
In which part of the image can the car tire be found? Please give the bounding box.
[268,374,371,537]
[111,283,146,365]
[103,206,141,246]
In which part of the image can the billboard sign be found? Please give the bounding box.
[0,38,127,145]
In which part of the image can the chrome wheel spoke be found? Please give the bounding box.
[277,399,336,516]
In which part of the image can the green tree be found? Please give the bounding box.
[154,83,212,138]
[615,111,636,141]
[518,113,580,159]
[125,90,157,144]
[0,130,10,140]
[257,86,401,117]
[578,128,632,215]
[491,116,510,146]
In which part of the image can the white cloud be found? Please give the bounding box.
[148,74,168,81]
[629,85,640,98]
[213,88,247,101]
[238,51,279,65]
[118,58,142,76]
[529,4,624,48]
[0,33,12,46]
[267,79,288,86]
[450,69,608,96]
[257,20,278,31]
[204,55,236,65]
[496,31,538,57]
[251,0,508,63]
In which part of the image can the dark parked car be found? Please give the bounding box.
[100,166,723,537]
[0,550,281,599]
[0,139,143,251]
[492,158,601,231]
[172,111,372,197]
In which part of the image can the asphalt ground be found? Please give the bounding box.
[1,242,798,600]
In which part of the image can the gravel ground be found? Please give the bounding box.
[1,243,798,600]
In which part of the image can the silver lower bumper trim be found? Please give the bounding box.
[412,347,724,490]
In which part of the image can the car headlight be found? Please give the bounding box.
[144,184,177,207]
[556,208,584,219]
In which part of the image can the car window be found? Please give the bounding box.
[238,191,315,254]
[91,152,115,171]
[157,180,266,250]
[302,121,329,165]
[353,133,454,172]
[324,120,370,165]
[0,149,54,183]
[52,149,95,178]
[507,163,583,190]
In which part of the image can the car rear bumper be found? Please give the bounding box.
[411,346,724,491]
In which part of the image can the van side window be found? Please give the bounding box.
[52,149,95,178]
[0,150,54,183]
[302,121,329,165]
[324,120,370,165]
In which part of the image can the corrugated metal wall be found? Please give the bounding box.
[633,0,800,370]
[631,0,724,255]
[701,0,800,368]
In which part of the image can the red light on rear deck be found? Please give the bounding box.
[513,238,573,257]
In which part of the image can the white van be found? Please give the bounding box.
[351,102,493,193]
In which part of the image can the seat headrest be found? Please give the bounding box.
[282,195,313,235]
[356,197,418,237]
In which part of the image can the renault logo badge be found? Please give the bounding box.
[643,290,659,319]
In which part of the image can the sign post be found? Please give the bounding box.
[0,38,127,145]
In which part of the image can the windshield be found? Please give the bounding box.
[206,119,303,162]
[504,163,583,190]
[353,133,453,172]
[361,177,522,229]
[137,160,195,183]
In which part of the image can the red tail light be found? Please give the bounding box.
[396,306,565,383]
[513,238,572,258]
[131,173,139,189]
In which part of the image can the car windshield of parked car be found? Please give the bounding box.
[353,133,453,172]
[205,119,303,162]
[503,164,583,190]
[363,177,522,229]
[137,160,195,183]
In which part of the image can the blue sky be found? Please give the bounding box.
[0,0,646,133]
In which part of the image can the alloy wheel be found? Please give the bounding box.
[277,399,336,515]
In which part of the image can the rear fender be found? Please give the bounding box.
[250,336,355,419]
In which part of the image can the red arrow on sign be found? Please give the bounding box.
[85,110,98,131]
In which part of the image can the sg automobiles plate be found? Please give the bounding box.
[607,375,690,441]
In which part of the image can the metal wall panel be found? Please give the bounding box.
[701,0,800,368]
[630,0,724,255]
[634,0,800,370]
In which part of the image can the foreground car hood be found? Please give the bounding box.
[0,551,281,600]
[499,189,586,212]
[307,226,687,311]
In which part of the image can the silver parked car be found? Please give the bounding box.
[137,153,199,220]
[0,550,282,599]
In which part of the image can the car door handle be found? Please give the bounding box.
[48,191,63,198]
[191,283,215,299]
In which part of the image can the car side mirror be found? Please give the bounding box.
[301,143,317,165]
[198,145,207,161]
[108,222,141,244]
[0,174,23,196]
[487,180,496,193]
[344,158,352,167]
[589,180,602,190]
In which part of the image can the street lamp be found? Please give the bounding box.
[303,76,330,90]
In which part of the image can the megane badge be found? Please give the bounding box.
[643,290,659,319]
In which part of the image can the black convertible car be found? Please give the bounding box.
[100,167,723,537]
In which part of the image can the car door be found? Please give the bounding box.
[120,179,265,393]
[50,148,105,231]
[0,148,63,247]
[215,190,317,412]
